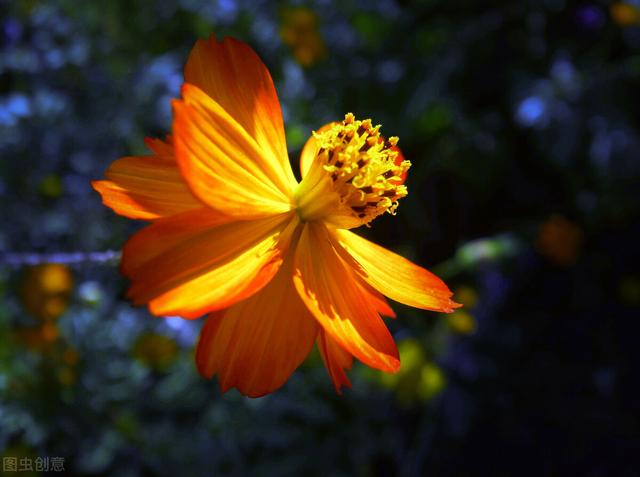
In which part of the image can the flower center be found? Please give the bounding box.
[295,113,411,228]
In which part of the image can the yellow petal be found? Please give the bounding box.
[332,229,460,312]
[293,223,400,373]
[299,122,336,178]
[184,36,297,195]
[173,84,294,219]
[196,256,318,397]
[92,138,201,220]
[317,330,353,394]
[124,211,298,319]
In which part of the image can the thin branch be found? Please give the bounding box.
[0,250,121,268]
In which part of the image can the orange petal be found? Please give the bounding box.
[299,122,336,178]
[358,279,396,319]
[172,84,294,220]
[317,330,353,394]
[293,223,400,373]
[184,36,297,195]
[332,229,460,312]
[92,139,201,220]
[144,136,173,157]
[125,211,297,319]
[120,207,234,278]
[196,256,318,397]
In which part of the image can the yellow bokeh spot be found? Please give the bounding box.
[611,3,640,26]
[37,263,73,293]
[398,338,426,370]
[447,310,477,335]
[619,276,640,306]
[38,174,63,198]
[20,263,74,321]
[375,338,449,406]
[454,285,478,308]
[280,7,327,67]
[57,367,76,386]
[132,332,179,372]
[378,369,399,389]
[416,362,446,401]
[378,338,425,390]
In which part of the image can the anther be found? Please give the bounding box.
[302,112,411,226]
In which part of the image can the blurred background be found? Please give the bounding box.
[1,0,640,475]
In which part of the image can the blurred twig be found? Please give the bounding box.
[0,251,121,268]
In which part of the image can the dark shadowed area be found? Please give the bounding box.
[1,0,639,475]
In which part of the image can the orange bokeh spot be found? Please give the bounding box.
[280,7,327,67]
[536,215,583,266]
[611,3,640,26]
[21,263,73,321]
[20,264,74,321]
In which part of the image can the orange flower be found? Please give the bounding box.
[93,35,460,397]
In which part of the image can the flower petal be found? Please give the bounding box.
[120,207,234,278]
[359,279,396,319]
[173,84,293,219]
[184,36,297,195]
[124,211,297,319]
[299,122,335,178]
[317,330,353,394]
[196,257,318,397]
[92,138,201,220]
[144,136,173,157]
[293,223,400,373]
[332,229,460,312]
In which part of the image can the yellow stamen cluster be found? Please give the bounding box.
[314,113,410,225]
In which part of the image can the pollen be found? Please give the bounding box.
[312,113,410,225]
